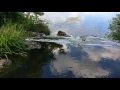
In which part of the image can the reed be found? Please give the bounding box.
[0,23,28,58]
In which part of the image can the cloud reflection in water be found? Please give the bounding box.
[83,46,120,62]
[50,43,120,78]
[50,54,110,78]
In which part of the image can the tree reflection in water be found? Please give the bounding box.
[0,42,64,78]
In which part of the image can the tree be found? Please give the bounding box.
[26,12,44,21]
[0,12,25,26]
[24,12,50,35]
[34,12,44,21]
[108,14,120,42]
[0,12,50,35]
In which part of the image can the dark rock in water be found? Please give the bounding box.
[91,35,97,37]
[35,33,46,38]
[57,31,67,36]
[30,32,46,38]
[79,35,87,41]
[0,59,12,69]
[30,32,38,37]
[39,33,46,37]
[27,41,41,49]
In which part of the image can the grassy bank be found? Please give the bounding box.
[0,23,28,58]
[0,12,51,60]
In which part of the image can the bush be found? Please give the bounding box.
[33,22,50,35]
[0,12,51,36]
[26,19,51,35]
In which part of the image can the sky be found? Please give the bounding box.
[42,12,120,38]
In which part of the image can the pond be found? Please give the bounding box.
[1,37,120,78]
[1,12,120,78]
[42,12,120,37]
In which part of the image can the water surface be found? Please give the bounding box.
[42,12,120,37]
[1,38,120,78]
[1,12,120,78]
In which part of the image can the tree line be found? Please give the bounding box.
[0,12,50,58]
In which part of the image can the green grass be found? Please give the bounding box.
[0,23,29,58]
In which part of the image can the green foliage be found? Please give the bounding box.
[23,12,50,35]
[0,12,25,26]
[108,14,120,42]
[0,23,28,58]
[31,21,50,35]
[0,12,50,35]
[26,12,44,20]
[0,12,50,58]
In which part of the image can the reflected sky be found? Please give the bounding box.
[36,13,120,78]
[42,12,120,38]
[42,43,120,78]
[13,12,120,78]
[83,46,120,62]
[50,55,110,78]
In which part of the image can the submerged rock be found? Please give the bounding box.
[0,59,12,69]
[76,35,100,41]
[78,35,87,41]
[26,41,41,49]
[30,32,46,38]
[30,32,38,37]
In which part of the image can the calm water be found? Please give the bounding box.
[1,12,120,78]
[42,12,120,37]
[1,39,120,78]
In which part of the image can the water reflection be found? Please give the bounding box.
[52,44,70,55]
[2,12,120,78]
[48,43,113,78]
[0,42,64,78]
[1,40,120,78]
[41,37,120,78]
[50,55,110,78]
[42,12,120,37]
[83,46,120,62]
[65,17,80,22]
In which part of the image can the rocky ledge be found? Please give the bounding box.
[0,59,12,69]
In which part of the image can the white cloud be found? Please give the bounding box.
[83,46,120,62]
[49,41,120,78]
[50,55,110,78]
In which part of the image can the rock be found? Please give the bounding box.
[39,33,46,37]
[79,35,87,41]
[28,41,41,49]
[30,32,46,38]
[57,31,73,38]
[30,32,38,37]
[57,31,67,36]
[91,35,97,37]
[0,59,12,69]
